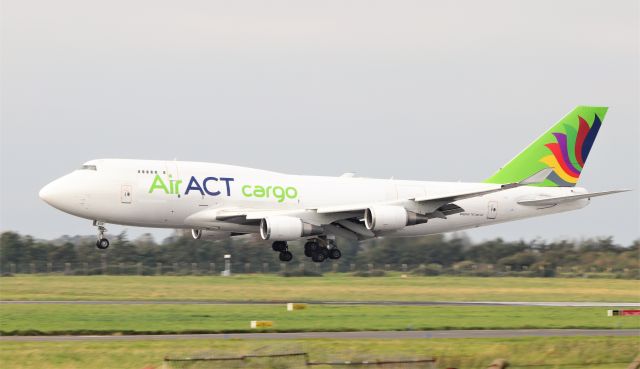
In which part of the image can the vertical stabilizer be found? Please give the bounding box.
[484,106,608,187]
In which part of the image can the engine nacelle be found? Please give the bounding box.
[260,216,323,241]
[191,229,231,241]
[364,205,428,231]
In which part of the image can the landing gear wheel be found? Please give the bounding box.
[329,248,341,260]
[318,247,329,258]
[304,241,318,257]
[272,241,287,252]
[311,252,326,263]
[94,222,109,250]
[96,238,110,250]
[279,251,293,262]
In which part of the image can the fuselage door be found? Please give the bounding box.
[121,185,132,204]
[487,201,498,219]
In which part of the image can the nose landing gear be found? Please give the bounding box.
[94,221,109,250]
[96,238,110,249]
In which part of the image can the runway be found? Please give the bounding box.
[1,329,637,342]
[2,300,638,307]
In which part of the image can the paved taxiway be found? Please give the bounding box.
[2,300,638,307]
[1,329,637,342]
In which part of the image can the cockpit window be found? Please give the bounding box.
[79,165,97,171]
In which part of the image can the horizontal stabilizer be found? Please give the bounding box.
[517,189,630,206]
[519,168,553,185]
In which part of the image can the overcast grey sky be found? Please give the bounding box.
[1,0,638,244]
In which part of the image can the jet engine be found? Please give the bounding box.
[364,205,428,231]
[191,229,231,241]
[260,216,323,241]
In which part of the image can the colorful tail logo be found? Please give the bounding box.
[540,114,602,186]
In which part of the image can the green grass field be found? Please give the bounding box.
[2,274,639,302]
[0,337,637,369]
[1,304,638,335]
[1,275,638,368]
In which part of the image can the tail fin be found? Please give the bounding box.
[484,106,608,187]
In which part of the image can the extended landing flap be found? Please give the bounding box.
[517,189,630,206]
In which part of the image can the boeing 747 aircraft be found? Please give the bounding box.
[40,106,627,262]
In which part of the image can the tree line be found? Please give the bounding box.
[0,231,638,278]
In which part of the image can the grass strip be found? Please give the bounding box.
[0,336,637,369]
[1,304,638,335]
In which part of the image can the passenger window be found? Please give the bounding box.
[79,165,97,171]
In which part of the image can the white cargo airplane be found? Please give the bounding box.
[40,106,627,262]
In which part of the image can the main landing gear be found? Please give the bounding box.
[271,238,342,263]
[304,238,341,263]
[272,241,293,262]
[94,222,109,250]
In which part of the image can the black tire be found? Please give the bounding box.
[304,241,314,257]
[96,239,109,250]
[272,241,287,252]
[318,247,329,257]
[329,248,341,260]
[311,252,326,263]
[279,251,293,262]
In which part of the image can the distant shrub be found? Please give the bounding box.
[463,270,494,277]
[533,268,556,278]
[412,263,442,276]
[619,269,640,280]
[279,269,323,277]
[452,260,476,272]
[352,269,386,277]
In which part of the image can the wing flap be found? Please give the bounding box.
[517,189,630,206]
[412,185,504,203]
[316,185,508,214]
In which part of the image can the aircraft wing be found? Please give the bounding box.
[517,189,630,206]
[184,207,362,228]
[185,169,553,239]
[316,169,553,215]
[183,184,490,233]
[315,184,508,214]
[186,208,305,224]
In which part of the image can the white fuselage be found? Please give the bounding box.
[39,159,590,239]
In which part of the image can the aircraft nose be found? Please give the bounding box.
[39,176,75,210]
[39,180,60,205]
